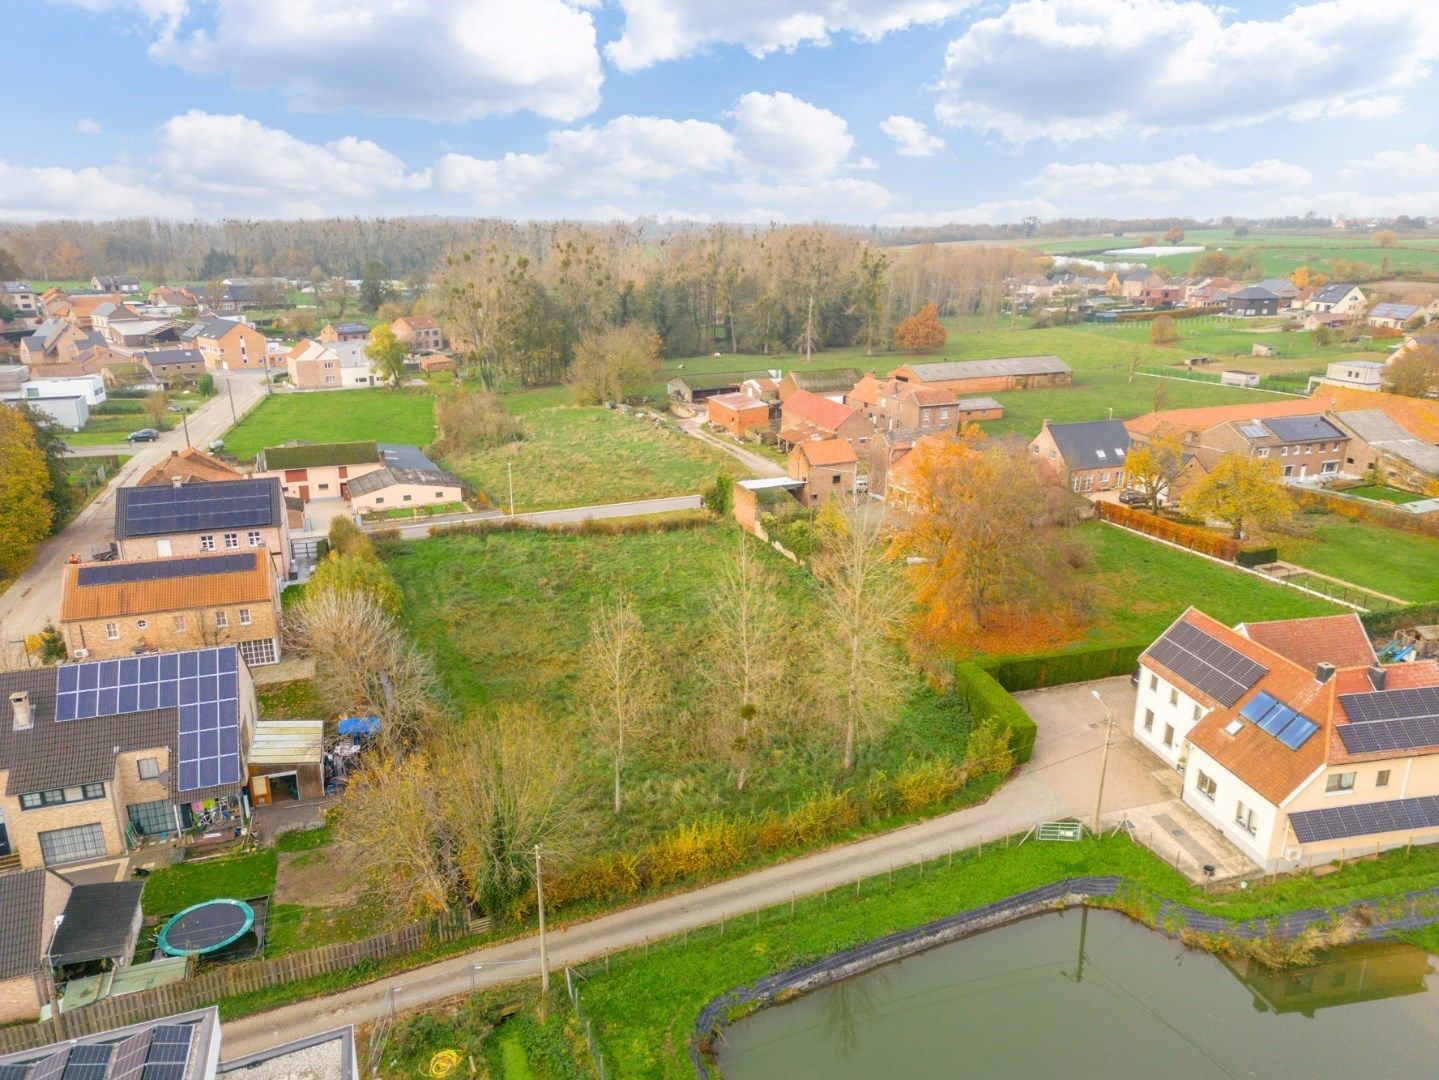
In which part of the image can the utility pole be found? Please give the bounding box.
[507,461,515,517]
[226,378,237,425]
[533,844,549,995]
[1091,690,1115,835]
[181,409,191,449]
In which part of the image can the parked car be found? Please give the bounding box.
[207,439,225,453]
[1118,489,1149,506]
[127,428,160,442]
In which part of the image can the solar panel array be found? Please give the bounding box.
[1144,620,1268,707]
[77,552,256,587]
[138,1025,193,1080]
[118,480,276,538]
[60,1044,112,1080]
[1337,687,1439,755]
[1236,690,1320,750]
[105,1033,151,1080]
[1289,795,1439,844]
[54,648,241,794]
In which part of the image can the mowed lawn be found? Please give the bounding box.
[442,406,742,510]
[222,390,437,460]
[990,521,1342,660]
[1274,512,1439,604]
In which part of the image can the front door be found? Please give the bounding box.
[298,485,310,502]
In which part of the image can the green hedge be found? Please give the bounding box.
[983,644,1144,693]
[1236,546,1278,568]
[1361,602,1439,640]
[954,662,1037,765]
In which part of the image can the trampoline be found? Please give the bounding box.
[156,899,256,957]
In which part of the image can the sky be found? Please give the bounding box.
[5,0,1439,225]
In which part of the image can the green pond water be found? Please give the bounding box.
[716,910,1439,1078]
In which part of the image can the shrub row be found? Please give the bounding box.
[954,661,1037,765]
[1235,545,1279,568]
[1096,501,1240,560]
[983,645,1144,694]
[1291,487,1439,541]
[528,753,1011,919]
[1360,602,1439,640]
[1114,306,1209,323]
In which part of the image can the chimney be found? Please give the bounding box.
[1316,662,1335,684]
[10,691,32,731]
[171,476,183,488]
[1368,665,1387,691]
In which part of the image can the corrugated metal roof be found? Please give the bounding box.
[1336,409,1439,473]
[250,720,323,764]
[896,355,1071,381]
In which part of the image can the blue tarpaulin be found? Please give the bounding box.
[338,715,381,736]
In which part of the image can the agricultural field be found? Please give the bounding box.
[221,388,436,460]
[384,523,976,844]
[443,405,741,511]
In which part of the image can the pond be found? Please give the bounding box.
[716,910,1439,1078]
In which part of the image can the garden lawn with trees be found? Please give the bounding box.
[1272,511,1439,604]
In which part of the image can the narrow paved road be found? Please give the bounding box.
[0,371,268,644]
[221,763,1073,1054]
[680,419,786,478]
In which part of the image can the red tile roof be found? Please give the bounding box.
[1126,398,1327,438]
[707,391,769,412]
[60,551,272,622]
[800,439,858,466]
[781,389,857,433]
[1240,614,1375,673]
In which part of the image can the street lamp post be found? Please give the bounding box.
[1091,690,1115,836]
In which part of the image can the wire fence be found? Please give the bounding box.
[1250,564,1400,612]
[565,968,609,1080]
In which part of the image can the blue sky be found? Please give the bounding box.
[5,0,1439,223]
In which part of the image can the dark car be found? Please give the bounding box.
[1118,489,1149,506]
[127,428,160,442]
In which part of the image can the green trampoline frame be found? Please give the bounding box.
[156,898,256,957]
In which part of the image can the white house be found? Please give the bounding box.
[1308,360,1385,394]
[1132,608,1439,871]
[1303,283,1366,315]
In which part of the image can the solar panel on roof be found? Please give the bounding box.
[61,1044,112,1080]
[1240,692,1279,723]
[1290,795,1439,844]
[1143,620,1267,707]
[1340,687,1439,724]
[108,1031,153,1080]
[1339,716,1439,756]
[76,552,256,587]
[1276,714,1319,749]
[1258,703,1296,736]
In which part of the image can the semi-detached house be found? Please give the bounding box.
[114,478,289,581]
[1133,609,1439,871]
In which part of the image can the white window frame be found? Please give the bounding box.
[1325,771,1356,794]
[223,532,239,549]
[1195,771,1217,801]
[199,534,215,551]
[105,622,119,640]
[215,610,228,628]
[238,608,251,626]
[247,530,262,547]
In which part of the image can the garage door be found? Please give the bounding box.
[38,822,107,866]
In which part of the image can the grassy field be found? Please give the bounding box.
[443,405,741,510]
[1345,484,1427,505]
[222,389,436,460]
[1273,511,1439,604]
[384,523,977,845]
[992,521,1341,660]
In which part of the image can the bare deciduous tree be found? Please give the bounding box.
[578,596,663,815]
[813,502,907,774]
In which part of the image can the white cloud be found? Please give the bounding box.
[936,0,1439,142]
[76,118,102,135]
[722,177,893,215]
[0,160,193,222]
[1026,155,1311,200]
[880,115,942,157]
[139,0,603,123]
[606,0,974,71]
[734,208,791,224]
[154,111,429,215]
[880,197,1058,227]
[47,0,186,24]
[434,115,734,205]
[1351,144,1439,183]
[731,91,854,180]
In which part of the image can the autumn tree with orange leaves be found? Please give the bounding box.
[892,303,948,351]
[897,432,1087,653]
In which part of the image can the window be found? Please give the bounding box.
[403,493,413,501]
[138,757,161,781]
[1169,688,1179,706]
[1235,802,1257,836]
[20,784,105,811]
[318,483,330,491]
[1196,771,1217,801]
[1149,674,1158,691]
[38,823,107,866]
[136,619,148,631]
[223,532,239,548]
[239,608,251,626]
[200,534,215,551]
[1283,465,1294,478]
[1257,448,1269,457]
[435,491,445,498]
[172,614,186,632]
[1163,724,1175,748]
[1325,772,1356,794]
[238,638,278,666]
[215,610,228,628]
[105,622,119,640]
[1376,769,1391,788]
[1321,461,1338,474]
[1143,708,1154,732]
[247,530,262,547]
[1193,704,1202,724]
[1280,446,1288,457]
[375,497,385,504]
[127,800,174,837]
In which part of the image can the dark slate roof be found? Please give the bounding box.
[1312,283,1358,304]
[1043,419,1130,471]
[1229,286,1279,300]
[900,356,1072,380]
[788,368,864,392]
[115,478,283,539]
[1289,794,1439,844]
[378,442,438,470]
[330,322,369,334]
[0,650,244,800]
[1261,415,1345,443]
[49,882,144,966]
[346,466,462,497]
[0,869,48,980]
[1370,302,1422,320]
[183,315,241,340]
[260,441,380,470]
[144,348,204,368]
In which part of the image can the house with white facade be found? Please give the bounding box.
[1132,608,1439,871]
[1303,283,1366,315]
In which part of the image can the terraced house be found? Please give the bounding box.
[1133,609,1439,871]
[0,646,258,870]
[114,479,289,580]
[181,316,267,371]
[59,551,282,667]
